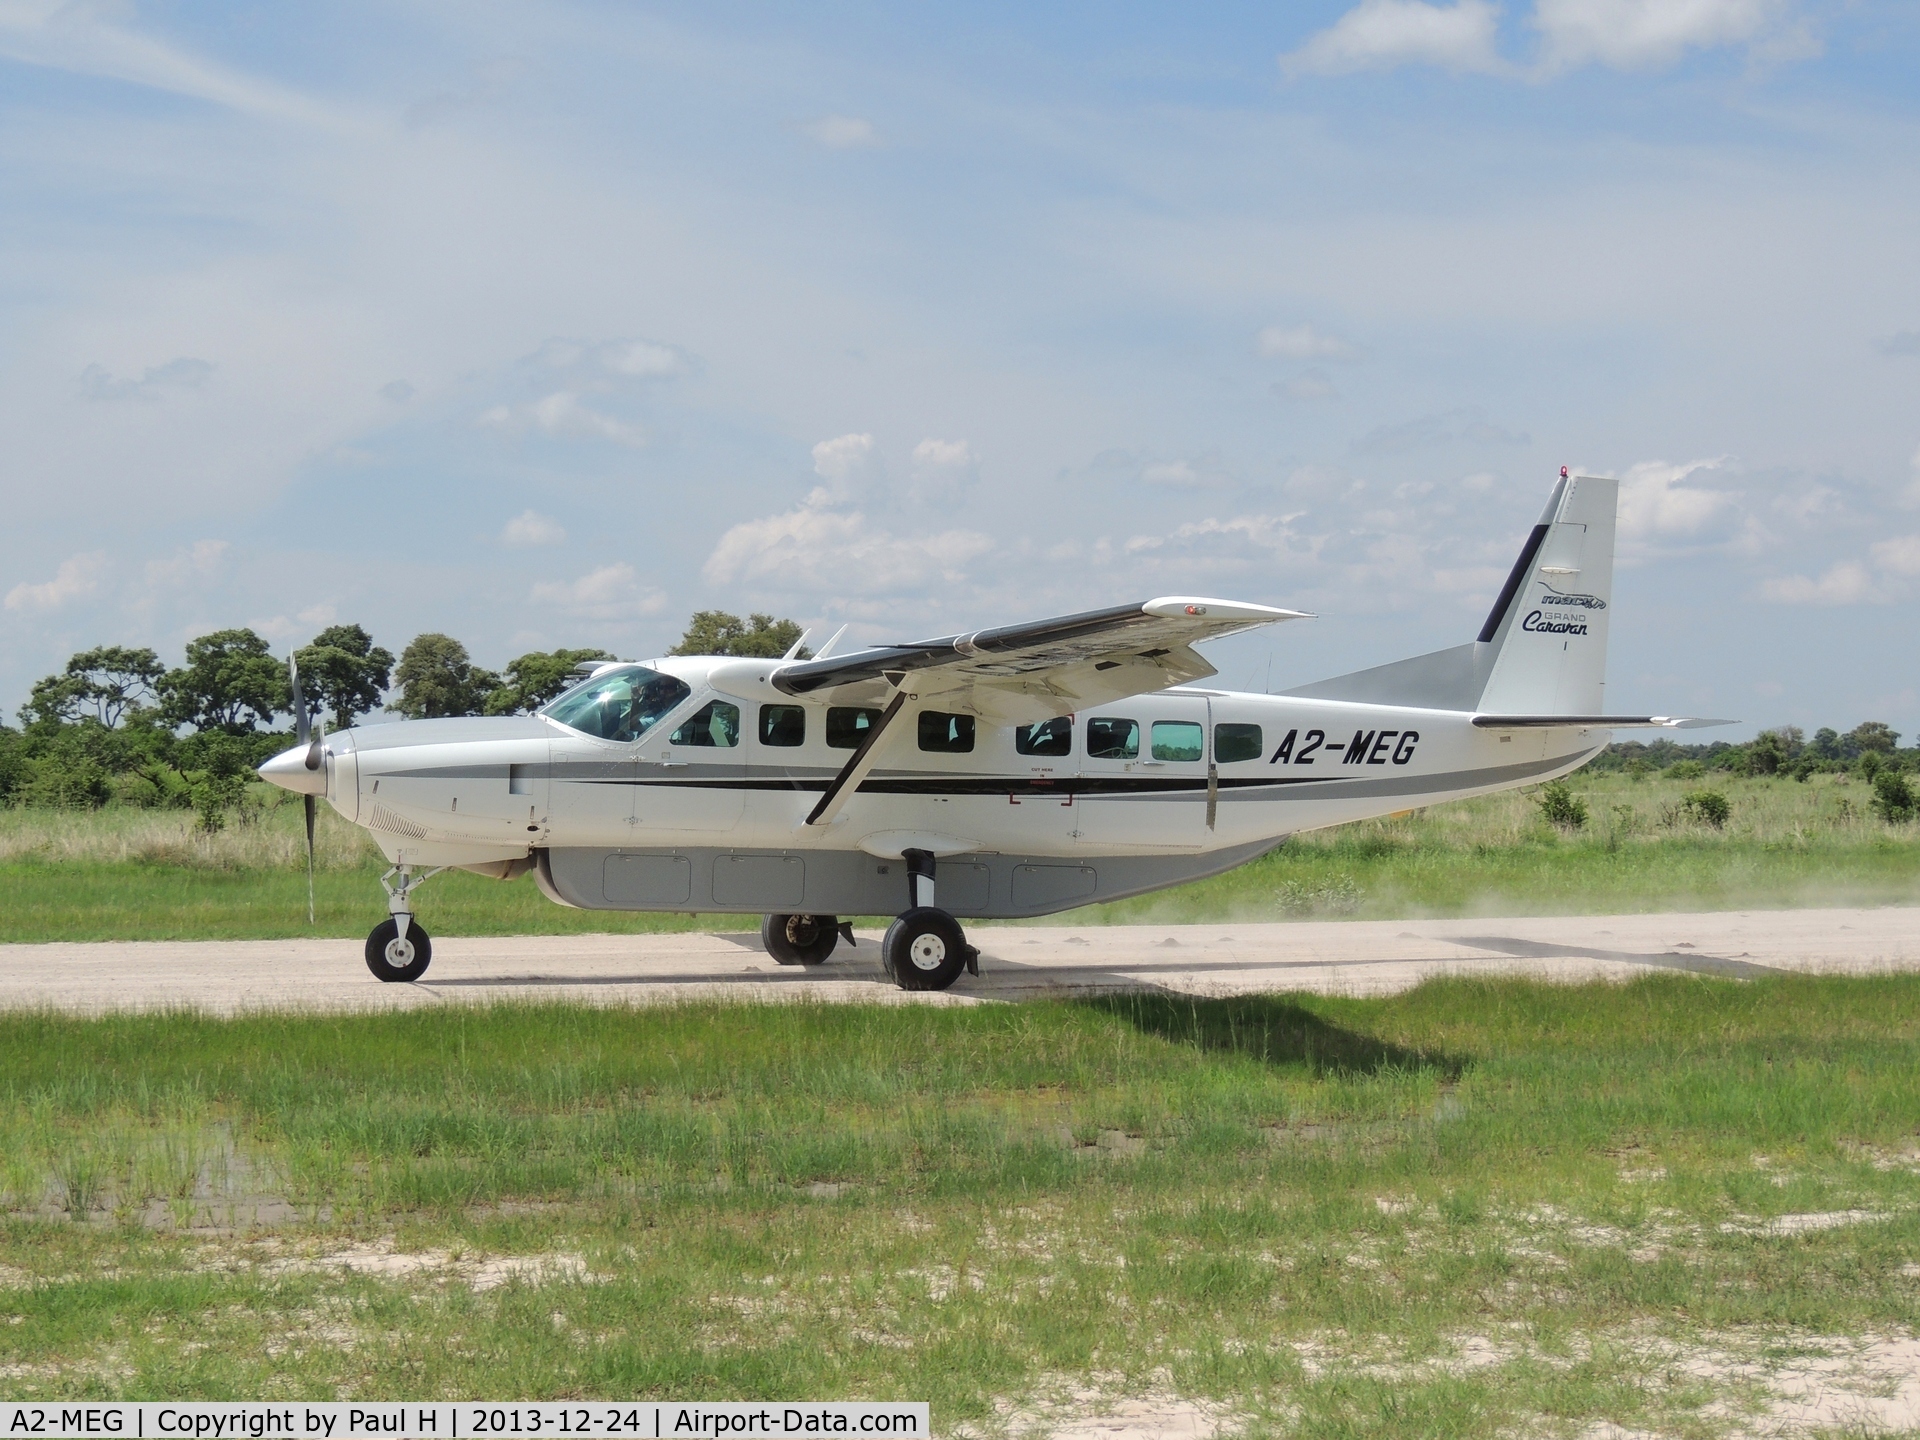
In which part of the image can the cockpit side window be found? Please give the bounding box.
[541,666,692,742]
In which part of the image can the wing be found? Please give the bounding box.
[1471,715,1735,729]
[771,596,1310,724]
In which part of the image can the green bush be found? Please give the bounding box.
[16,753,111,809]
[1535,780,1588,830]
[1667,759,1705,780]
[1680,790,1731,828]
[1872,770,1916,824]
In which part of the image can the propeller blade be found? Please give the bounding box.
[304,793,316,926]
[289,656,311,747]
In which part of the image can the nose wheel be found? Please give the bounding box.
[365,864,443,982]
[365,916,433,982]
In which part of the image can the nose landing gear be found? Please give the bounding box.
[365,865,444,983]
[880,848,979,992]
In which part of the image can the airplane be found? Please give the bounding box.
[260,469,1726,990]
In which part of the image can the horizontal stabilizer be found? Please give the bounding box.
[1471,714,1735,729]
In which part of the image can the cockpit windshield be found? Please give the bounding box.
[540,665,691,742]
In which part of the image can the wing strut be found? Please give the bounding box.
[805,691,909,828]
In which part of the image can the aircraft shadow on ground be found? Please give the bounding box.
[1076,991,1465,1079]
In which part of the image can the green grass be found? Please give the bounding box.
[0,770,1915,942]
[1,978,1918,1435]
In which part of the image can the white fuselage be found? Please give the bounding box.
[322,656,1600,874]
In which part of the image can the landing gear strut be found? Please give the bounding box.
[881,848,979,992]
[366,865,443,983]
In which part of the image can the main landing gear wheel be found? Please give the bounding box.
[882,907,970,992]
[762,913,839,966]
[365,917,432,982]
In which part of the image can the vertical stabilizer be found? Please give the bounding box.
[1282,472,1619,713]
[1473,473,1616,715]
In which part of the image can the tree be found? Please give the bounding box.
[19,673,86,729]
[1872,770,1917,824]
[158,629,286,734]
[1845,721,1900,757]
[483,648,614,715]
[390,634,499,719]
[1746,730,1786,776]
[1808,727,1843,761]
[294,624,395,730]
[64,646,165,727]
[670,611,806,659]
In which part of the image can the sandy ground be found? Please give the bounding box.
[0,906,1911,1014]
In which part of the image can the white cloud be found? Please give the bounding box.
[810,432,884,501]
[1139,457,1237,489]
[909,438,979,506]
[704,495,991,596]
[1275,369,1340,402]
[1761,561,1878,605]
[802,115,880,149]
[1354,409,1530,454]
[598,339,685,379]
[1123,514,1313,566]
[481,392,646,447]
[1281,0,1505,77]
[1141,461,1203,488]
[1869,534,1920,577]
[5,551,109,612]
[79,356,212,402]
[0,2,342,127]
[1613,458,1735,544]
[142,539,229,590]
[530,563,667,621]
[1532,0,1788,72]
[527,336,687,380]
[1257,323,1363,360]
[502,510,567,547]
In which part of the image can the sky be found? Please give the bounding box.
[1,0,1917,738]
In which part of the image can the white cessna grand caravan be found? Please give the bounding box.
[261,470,1723,990]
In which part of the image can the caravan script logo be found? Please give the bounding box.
[1522,580,1606,637]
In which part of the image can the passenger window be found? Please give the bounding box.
[917,711,975,753]
[827,706,884,750]
[1015,716,1072,757]
[669,699,740,748]
[1085,717,1139,760]
[1151,720,1204,762]
[759,704,805,747]
[541,665,690,743]
[1213,723,1263,764]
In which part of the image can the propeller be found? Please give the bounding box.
[289,656,320,926]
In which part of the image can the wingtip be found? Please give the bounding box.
[1142,596,1313,623]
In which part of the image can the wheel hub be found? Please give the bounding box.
[908,934,947,970]
[385,937,416,965]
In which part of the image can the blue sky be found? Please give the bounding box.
[2,0,1917,738]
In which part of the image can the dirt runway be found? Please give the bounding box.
[0,906,1911,1014]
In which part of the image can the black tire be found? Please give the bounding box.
[881,908,968,991]
[365,917,432,982]
[762,913,839,966]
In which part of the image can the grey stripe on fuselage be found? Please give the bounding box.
[390,750,1592,804]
